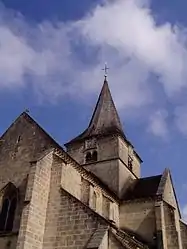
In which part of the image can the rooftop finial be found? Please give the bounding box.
[102,62,109,81]
[25,109,30,113]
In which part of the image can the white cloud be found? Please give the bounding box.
[0,26,34,87]
[78,0,187,96]
[174,106,187,135]
[148,110,168,138]
[1,0,187,137]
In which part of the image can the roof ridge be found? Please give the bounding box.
[156,168,169,196]
[157,168,181,218]
[140,174,162,180]
[111,228,149,249]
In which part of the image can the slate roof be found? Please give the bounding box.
[65,79,142,162]
[111,228,149,249]
[123,175,162,200]
[65,79,126,145]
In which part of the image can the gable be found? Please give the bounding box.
[0,112,59,195]
[163,172,179,214]
[0,112,58,165]
[156,168,181,219]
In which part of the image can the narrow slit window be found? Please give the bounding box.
[0,199,9,231]
[6,197,17,231]
[85,152,92,162]
[0,183,17,232]
[92,151,98,161]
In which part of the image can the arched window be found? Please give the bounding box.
[92,151,98,161]
[92,191,97,211]
[85,152,92,163]
[0,183,17,232]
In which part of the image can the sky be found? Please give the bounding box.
[0,0,187,221]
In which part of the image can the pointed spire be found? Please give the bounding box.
[65,78,125,145]
[87,78,124,136]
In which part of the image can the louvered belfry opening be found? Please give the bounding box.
[85,150,98,163]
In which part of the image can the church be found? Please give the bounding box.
[0,77,186,249]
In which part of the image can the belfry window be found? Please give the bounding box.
[85,150,98,163]
[92,151,98,161]
[86,152,92,162]
[0,183,17,232]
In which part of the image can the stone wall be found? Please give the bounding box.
[89,185,97,211]
[43,155,107,249]
[61,162,81,199]
[161,172,184,249]
[97,136,119,161]
[163,201,179,248]
[0,114,54,186]
[103,195,110,219]
[98,230,108,249]
[119,199,156,244]
[16,152,53,249]
[51,152,120,227]
[66,135,119,165]
[0,113,54,249]
[180,221,187,249]
[56,153,120,225]
[67,135,122,196]
[133,156,141,178]
[66,142,85,165]
[81,177,90,205]
[118,160,136,197]
[85,158,136,198]
[0,234,18,249]
[155,202,165,249]
[118,137,141,178]
[66,131,139,198]
[118,136,128,165]
[108,232,123,249]
[110,202,119,226]
[163,175,177,210]
[85,159,119,195]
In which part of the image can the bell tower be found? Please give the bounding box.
[65,78,142,197]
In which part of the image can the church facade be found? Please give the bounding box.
[0,79,186,249]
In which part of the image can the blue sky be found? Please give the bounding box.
[0,0,187,220]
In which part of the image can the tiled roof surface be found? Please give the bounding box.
[123,175,162,200]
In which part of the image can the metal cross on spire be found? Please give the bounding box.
[102,62,109,80]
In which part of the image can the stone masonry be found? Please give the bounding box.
[0,79,186,249]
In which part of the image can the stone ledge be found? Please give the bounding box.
[0,231,18,237]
